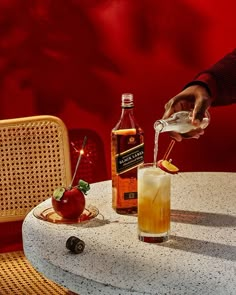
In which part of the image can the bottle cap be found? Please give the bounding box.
[121,93,134,108]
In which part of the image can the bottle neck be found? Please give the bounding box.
[120,93,135,121]
[113,93,140,130]
[121,106,134,114]
[120,107,135,125]
[154,119,168,132]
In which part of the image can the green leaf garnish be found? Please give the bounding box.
[53,187,66,200]
[78,179,90,195]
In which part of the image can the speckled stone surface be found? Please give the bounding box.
[23,172,236,295]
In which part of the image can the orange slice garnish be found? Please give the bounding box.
[158,159,179,174]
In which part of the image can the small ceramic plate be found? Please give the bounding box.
[33,204,99,224]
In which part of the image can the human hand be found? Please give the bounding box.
[163,85,212,141]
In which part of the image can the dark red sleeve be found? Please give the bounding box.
[185,49,236,106]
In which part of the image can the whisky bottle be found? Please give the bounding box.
[111,93,144,214]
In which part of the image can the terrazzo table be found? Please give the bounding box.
[23,172,236,295]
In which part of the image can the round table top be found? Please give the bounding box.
[23,172,236,295]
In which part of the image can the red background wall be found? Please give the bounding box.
[1,0,236,180]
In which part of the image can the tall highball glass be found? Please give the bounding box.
[138,163,171,243]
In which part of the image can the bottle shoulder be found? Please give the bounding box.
[112,116,143,133]
[112,119,143,133]
[112,128,144,136]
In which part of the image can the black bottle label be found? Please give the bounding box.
[116,143,144,174]
[124,192,138,200]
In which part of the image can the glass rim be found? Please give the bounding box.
[138,163,160,168]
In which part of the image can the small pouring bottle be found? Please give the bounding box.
[154,111,210,133]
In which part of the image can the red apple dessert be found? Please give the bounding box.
[52,180,90,219]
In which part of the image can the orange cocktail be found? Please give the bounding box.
[138,163,170,243]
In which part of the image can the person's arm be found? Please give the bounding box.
[185,49,236,106]
[162,49,236,141]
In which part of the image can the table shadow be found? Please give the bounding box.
[171,209,236,227]
[70,213,110,228]
[71,213,138,228]
[161,235,236,262]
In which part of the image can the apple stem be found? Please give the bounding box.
[69,136,87,188]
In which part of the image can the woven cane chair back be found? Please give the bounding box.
[0,115,72,222]
[0,115,72,294]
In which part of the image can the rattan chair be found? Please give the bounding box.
[0,115,73,294]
